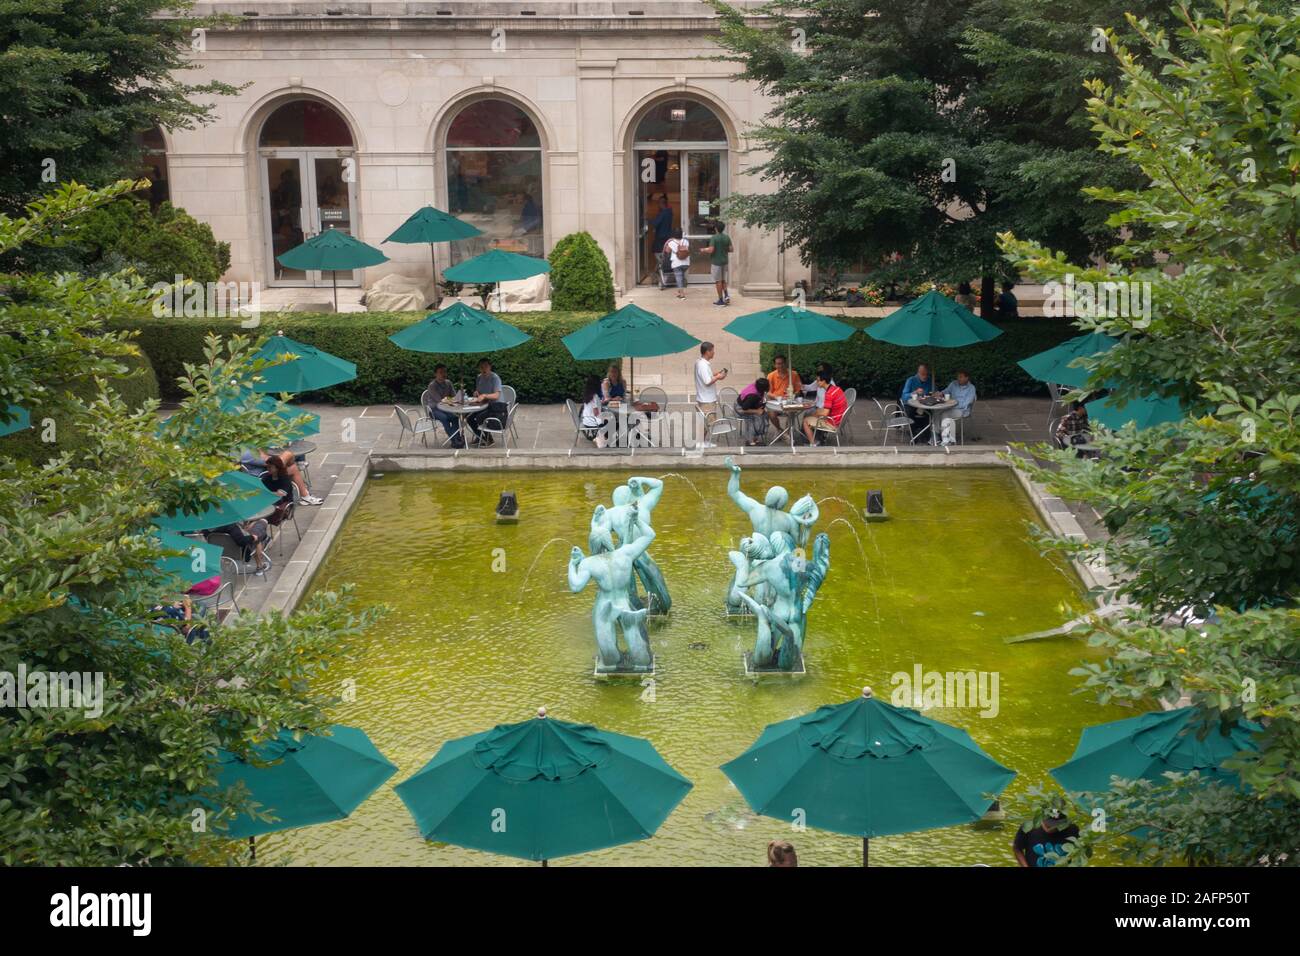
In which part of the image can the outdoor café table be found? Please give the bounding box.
[906,395,957,446]
[766,398,815,449]
[438,400,486,447]
[268,439,317,457]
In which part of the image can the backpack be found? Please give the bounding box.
[665,238,688,260]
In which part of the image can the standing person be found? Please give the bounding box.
[666,230,691,299]
[938,369,977,445]
[802,366,848,445]
[1013,811,1080,867]
[954,281,977,311]
[694,341,727,414]
[649,193,674,283]
[700,221,732,306]
[996,280,1020,318]
[425,363,463,448]
[736,377,770,445]
[767,840,798,867]
[466,357,504,446]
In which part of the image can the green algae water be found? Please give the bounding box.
[270,465,1123,866]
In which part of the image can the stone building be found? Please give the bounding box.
[152,1,810,300]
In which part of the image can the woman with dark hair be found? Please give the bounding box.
[737,377,770,445]
[261,454,295,527]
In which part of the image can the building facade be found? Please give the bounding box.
[162,1,808,299]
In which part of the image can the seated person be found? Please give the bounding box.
[1055,401,1092,451]
[601,363,627,403]
[260,455,296,525]
[579,375,608,448]
[766,353,803,401]
[425,363,462,448]
[736,378,770,445]
[208,518,272,574]
[938,369,977,445]
[812,361,834,406]
[465,357,505,446]
[900,363,935,436]
[802,367,848,445]
[152,595,210,644]
[242,448,321,505]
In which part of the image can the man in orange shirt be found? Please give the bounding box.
[765,353,803,429]
[802,366,848,446]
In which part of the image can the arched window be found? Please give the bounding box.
[259,100,354,148]
[444,99,544,262]
[136,127,169,210]
[633,100,727,145]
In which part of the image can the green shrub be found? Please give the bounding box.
[72,199,231,285]
[114,311,608,405]
[759,317,1079,399]
[548,231,615,312]
[0,348,159,464]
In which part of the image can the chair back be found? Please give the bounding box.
[420,388,433,413]
[565,399,582,428]
[205,532,243,563]
[393,405,414,432]
[501,384,518,410]
[638,386,667,411]
[719,386,739,410]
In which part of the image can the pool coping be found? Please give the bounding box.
[261,443,1112,616]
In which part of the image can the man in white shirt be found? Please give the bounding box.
[695,341,727,446]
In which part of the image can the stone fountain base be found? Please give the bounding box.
[743,650,806,679]
[594,654,656,679]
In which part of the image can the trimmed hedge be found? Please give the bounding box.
[758,316,1079,399]
[115,311,609,405]
[0,350,160,463]
[548,231,616,312]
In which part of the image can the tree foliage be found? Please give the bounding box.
[1002,1,1300,865]
[0,183,378,865]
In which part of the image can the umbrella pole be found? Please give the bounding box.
[541,859,548,868]
[862,837,869,867]
[332,271,339,313]
[430,244,441,308]
[249,836,256,862]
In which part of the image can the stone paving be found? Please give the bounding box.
[216,394,1104,619]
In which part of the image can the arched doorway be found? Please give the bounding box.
[631,99,729,286]
[257,99,358,287]
[441,98,545,264]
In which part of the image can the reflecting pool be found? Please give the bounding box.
[264,465,1124,866]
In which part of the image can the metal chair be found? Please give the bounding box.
[500,383,521,443]
[567,399,594,449]
[393,404,435,448]
[477,409,510,450]
[840,387,858,443]
[271,486,302,556]
[636,387,669,447]
[695,402,740,448]
[811,413,842,447]
[193,555,241,617]
[873,398,913,446]
[1046,382,1070,428]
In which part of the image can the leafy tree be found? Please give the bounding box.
[64,198,232,285]
[705,0,1227,308]
[1002,1,1300,865]
[0,182,378,865]
[548,231,616,312]
[0,0,240,213]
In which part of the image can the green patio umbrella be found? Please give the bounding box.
[724,304,856,398]
[154,529,223,586]
[394,708,692,865]
[561,303,700,392]
[866,289,1003,397]
[212,724,396,858]
[1089,392,1186,431]
[721,687,1015,865]
[251,332,357,393]
[443,248,551,313]
[1017,331,1119,389]
[275,227,389,312]
[388,301,531,356]
[384,206,484,306]
[1051,707,1260,793]
[0,404,31,437]
[156,470,281,533]
[221,389,320,442]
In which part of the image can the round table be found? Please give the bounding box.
[603,401,652,448]
[767,400,815,449]
[438,401,486,447]
[906,396,957,445]
[268,439,317,457]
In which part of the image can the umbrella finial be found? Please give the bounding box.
[537,706,548,719]
[276,329,285,336]
[862,686,874,699]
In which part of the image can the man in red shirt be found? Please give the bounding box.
[802,367,847,445]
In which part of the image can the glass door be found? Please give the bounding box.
[682,151,724,282]
[262,150,359,287]
[636,149,681,285]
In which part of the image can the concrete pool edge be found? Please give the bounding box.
[263,444,1112,616]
